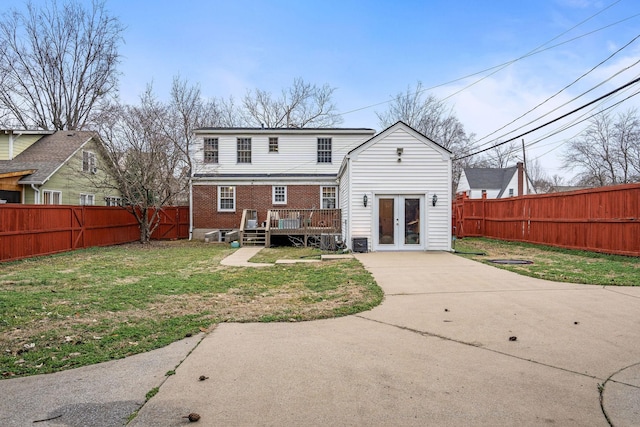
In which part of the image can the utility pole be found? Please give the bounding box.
[522,138,530,194]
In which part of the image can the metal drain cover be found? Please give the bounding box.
[489,259,533,265]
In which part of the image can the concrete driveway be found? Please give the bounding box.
[128,252,640,426]
[2,251,638,426]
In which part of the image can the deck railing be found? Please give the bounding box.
[238,208,341,247]
[266,208,341,234]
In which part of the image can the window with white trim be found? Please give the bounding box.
[204,138,218,163]
[105,196,122,206]
[272,186,287,204]
[317,138,332,163]
[321,186,337,209]
[508,188,514,197]
[237,138,251,163]
[82,151,97,173]
[42,190,61,205]
[80,193,95,205]
[218,186,236,211]
[268,137,279,153]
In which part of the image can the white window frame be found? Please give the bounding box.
[268,137,279,153]
[105,196,122,206]
[204,137,219,164]
[80,193,95,206]
[82,150,97,173]
[42,190,62,205]
[218,186,236,212]
[317,138,332,163]
[237,138,252,163]
[508,188,514,197]
[272,185,287,204]
[321,186,337,209]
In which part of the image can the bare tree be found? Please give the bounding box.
[93,78,229,242]
[96,86,185,242]
[562,109,640,186]
[242,77,342,128]
[523,158,549,193]
[476,140,519,169]
[0,0,123,130]
[376,81,475,192]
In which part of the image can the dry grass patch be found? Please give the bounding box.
[454,238,640,286]
[0,241,382,378]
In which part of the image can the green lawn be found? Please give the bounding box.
[0,241,383,378]
[453,237,640,286]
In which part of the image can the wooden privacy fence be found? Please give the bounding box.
[0,205,189,262]
[453,183,640,256]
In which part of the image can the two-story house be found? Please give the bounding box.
[0,130,121,205]
[190,121,452,252]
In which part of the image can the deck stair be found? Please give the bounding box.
[239,209,266,247]
[241,228,266,246]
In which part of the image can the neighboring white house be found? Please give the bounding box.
[456,162,536,199]
[189,121,452,252]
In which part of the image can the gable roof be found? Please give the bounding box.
[0,130,99,185]
[347,121,451,156]
[338,121,452,178]
[462,166,518,196]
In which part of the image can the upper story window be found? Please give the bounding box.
[321,186,337,209]
[269,137,279,153]
[237,138,252,163]
[317,138,332,163]
[218,186,236,211]
[508,188,514,197]
[272,185,287,204]
[204,138,219,164]
[82,150,97,173]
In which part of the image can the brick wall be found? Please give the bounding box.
[193,184,325,229]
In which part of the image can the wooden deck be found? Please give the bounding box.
[240,208,341,247]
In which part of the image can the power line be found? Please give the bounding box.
[337,3,639,118]
[453,76,640,161]
[471,33,640,149]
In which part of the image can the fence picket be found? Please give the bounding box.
[453,183,640,256]
[0,205,189,262]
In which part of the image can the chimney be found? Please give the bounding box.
[517,162,524,196]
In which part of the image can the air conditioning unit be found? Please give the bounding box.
[91,167,98,174]
[320,233,340,251]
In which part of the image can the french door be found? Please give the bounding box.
[374,195,425,251]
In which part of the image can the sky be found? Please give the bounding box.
[4,0,640,181]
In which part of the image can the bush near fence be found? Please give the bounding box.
[0,205,189,262]
[453,183,640,257]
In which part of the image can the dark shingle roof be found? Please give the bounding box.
[0,131,97,184]
[463,166,518,193]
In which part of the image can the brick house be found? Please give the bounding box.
[190,122,452,252]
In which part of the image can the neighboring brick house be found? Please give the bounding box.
[0,130,121,205]
[190,122,454,252]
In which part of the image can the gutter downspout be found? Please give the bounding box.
[31,184,40,204]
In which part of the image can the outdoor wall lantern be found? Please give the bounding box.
[432,194,438,207]
[363,194,368,207]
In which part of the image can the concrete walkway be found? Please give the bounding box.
[2,250,639,426]
[129,251,640,426]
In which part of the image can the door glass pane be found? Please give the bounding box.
[404,198,420,245]
[379,198,394,245]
